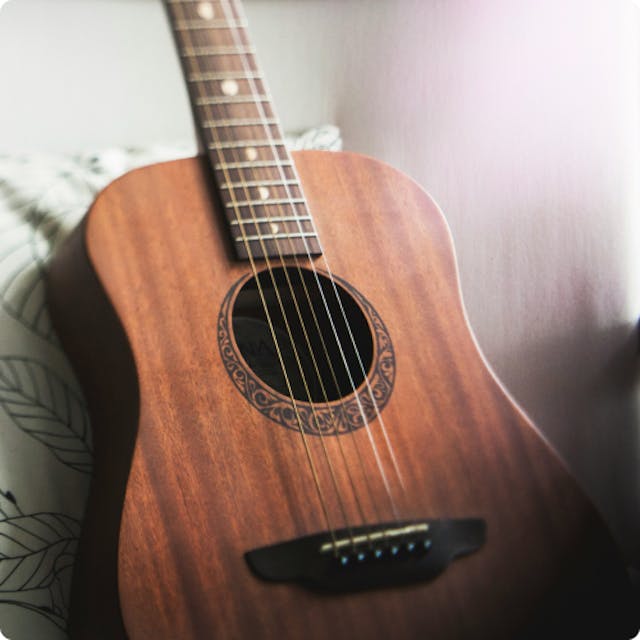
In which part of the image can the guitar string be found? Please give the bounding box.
[226,0,407,514]
[172,0,404,546]
[174,0,393,553]
[170,0,341,550]
[211,0,386,535]
[186,0,382,552]
[175,0,405,538]
[215,0,403,548]
[205,0,363,548]
[211,0,377,550]
[228,0,407,500]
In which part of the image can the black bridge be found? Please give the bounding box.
[245,518,486,592]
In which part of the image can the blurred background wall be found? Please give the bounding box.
[0,0,638,565]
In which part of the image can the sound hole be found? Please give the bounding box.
[231,267,374,403]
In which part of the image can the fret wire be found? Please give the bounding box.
[175,20,248,30]
[234,232,318,243]
[221,179,298,189]
[166,0,239,13]
[224,198,306,208]
[214,160,293,170]
[209,140,285,150]
[180,45,256,57]
[229,215,312,226]
[195,94,272,106]
[202,118,279,128]
[188,71,263,82]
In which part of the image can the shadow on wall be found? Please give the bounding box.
[495,301,640,569]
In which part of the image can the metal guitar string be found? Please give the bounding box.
[172,0,406,549]
[205,0,365,548]
[210,3,387,535]
[212,0,384,536]
[171,0,341,549]
[176,0,391,554]
[225,0,407,513]
[216,0,397,535]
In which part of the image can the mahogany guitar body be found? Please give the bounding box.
[47,151,636,639]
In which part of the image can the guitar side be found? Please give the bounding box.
[47,151,636,639]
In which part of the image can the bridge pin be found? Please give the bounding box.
[423,539,432,550]
[391,545,399,556]
[374,549,383,559]
[407,542,416,552]
[357,552,366,562]
[339,556,349,566]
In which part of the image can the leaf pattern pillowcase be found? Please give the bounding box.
[0,125,342,640]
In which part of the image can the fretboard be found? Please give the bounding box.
[164,0,321,260]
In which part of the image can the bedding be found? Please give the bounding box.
[0,125,341,640]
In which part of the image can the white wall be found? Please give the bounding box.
[0,0,352,153]
[1,0,639,565]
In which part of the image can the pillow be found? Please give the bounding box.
[0,125,341,640]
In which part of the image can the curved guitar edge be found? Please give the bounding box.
[46,216,139,640]
[290,151,639,637]
[294,151,640,640]
[300,151,561,465]
[46,153,638,638]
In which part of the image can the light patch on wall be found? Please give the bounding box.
[0,0,13,12]
[626,2,640,323]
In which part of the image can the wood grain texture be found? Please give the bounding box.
[163,0,322,260]
[47,151,636,639]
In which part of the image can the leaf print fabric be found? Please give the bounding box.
[0,127,341,639]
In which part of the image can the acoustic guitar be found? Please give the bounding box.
[46,1,638,638]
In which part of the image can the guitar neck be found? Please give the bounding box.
[164,0,321,260]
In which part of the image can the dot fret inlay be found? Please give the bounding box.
[165,0,322,260]
[220,79,239,96]
[196,2,215,20]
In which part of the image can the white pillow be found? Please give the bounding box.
[0,125,341,640]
